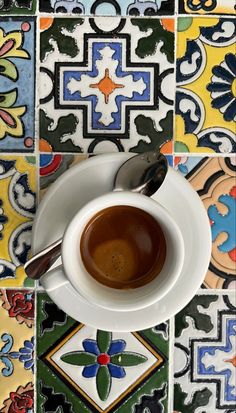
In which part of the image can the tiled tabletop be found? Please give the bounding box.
[0,1,235,412]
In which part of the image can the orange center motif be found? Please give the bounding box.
[90,69,124,103]
[224,355,236,367]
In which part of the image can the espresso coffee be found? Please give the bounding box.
[80,206,166,290]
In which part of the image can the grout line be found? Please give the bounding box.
[1,12,232,18]
[168,316,175,413]
[0,152,234,157]
[173,3,178,156]
[35,13,40,157]
[34,287,37,411]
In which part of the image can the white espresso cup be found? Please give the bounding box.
[41,191,184,312]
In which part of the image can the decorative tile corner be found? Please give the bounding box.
[175,18,236,154]
[0,289,35,413]
[39,17,174,154]
[39,0,175,16]
[0,17,36,152]
[174,292,236,412]
[0,0,36,14]
[0,156,36,287]
[179,0,236,15]
[175,156,236,289]
[37,292,169,412]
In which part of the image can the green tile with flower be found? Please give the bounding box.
[37,293,169,413]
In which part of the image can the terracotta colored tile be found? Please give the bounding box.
[175,156,236,289]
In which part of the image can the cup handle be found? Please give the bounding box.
[40,266,69,291]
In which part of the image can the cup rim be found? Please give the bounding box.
[62,191,185,312]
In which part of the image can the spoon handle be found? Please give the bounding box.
[24,238,62,280]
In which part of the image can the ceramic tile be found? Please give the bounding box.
[179,0,236,15]
[0,289,35,412]
[175,17,236,154]
[0,156,36,287]
[175,156,236,289]
[173,292,236,413]
[39,17,175,154]
[37,292,169,413]
[0,17,36,152]
[0,0,36,14]
[39,0,175,16]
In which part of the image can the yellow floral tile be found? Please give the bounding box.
[175,17,236,154]
[0,156,36,287]
[179,0,236,15]
[0,289,34,412]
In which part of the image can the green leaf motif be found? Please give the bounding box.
[0,58,18,81]
[131,19,174,63]
[97,331,112,354]
[174,383,211,413]
[111,352,147,366]
[40,110,81,152]
[0,89,17,108]
[40,19,83,62]
[96,366,111,401]
[60,351,96,366]
[175,295,218,338]
[130,110,173,153]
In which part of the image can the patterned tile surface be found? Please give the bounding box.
[0,1,235,412]
[174,292,236,412]
[37,292,169,413]
[175,18,236,154]
[39,0,175,15]
[0,289,35,412]
[0,0,36,14]
[39,17,174,153]
[0,156,36,287]
[175,156,236,289]
[0,18,36,152]
[179,0,236,14]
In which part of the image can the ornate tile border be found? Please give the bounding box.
[175,156,236,289]
[179,0,235,15]
[0,156,36,287]
[39,17,175,154]
[174,292,236,412]
[39,0,175,16]
[0,18,36,152]
[0,289,35,412]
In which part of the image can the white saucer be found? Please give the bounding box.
[32,154,211,332]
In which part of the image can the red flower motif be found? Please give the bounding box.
[9,392,33,413]
[97,353,110,365]
[8,293,33,318]
[0,383,34,413]
[0,290,34,327]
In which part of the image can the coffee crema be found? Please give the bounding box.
[80,205,166,289]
